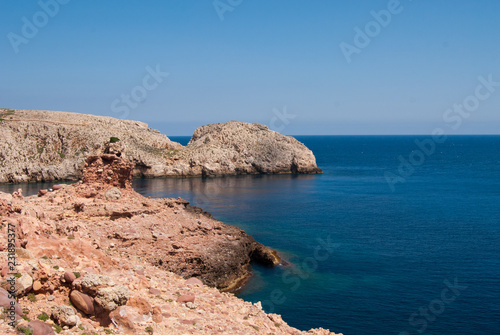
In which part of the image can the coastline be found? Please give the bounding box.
[0,109,322,184]
[0,154,340,334]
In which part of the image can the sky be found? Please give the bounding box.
[1,0,499,136]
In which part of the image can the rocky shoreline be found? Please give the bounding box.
[0,153,341,334]
[0,109,322,184]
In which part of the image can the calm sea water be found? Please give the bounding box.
[3,136,499,335]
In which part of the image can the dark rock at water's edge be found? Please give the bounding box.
[0,109,322,184]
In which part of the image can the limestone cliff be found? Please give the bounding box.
[0,109,322,183]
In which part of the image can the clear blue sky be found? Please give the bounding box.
[1,0,499,135]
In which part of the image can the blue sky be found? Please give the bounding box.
[1,0,499,135]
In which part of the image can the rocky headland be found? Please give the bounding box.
[0,153,340,335]
[0,109,322,184]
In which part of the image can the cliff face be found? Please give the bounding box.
[0,109,322,183]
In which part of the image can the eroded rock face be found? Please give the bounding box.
[174,121,322,176]
[0,110,321,183]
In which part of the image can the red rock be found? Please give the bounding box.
[52,184,65,190]
[177,294,195,304]
[33,280,43,292]
[109,306,136,331]
[28,320,56,335]
[127,296,151,315]
[152,305,163,323]
[148,288,161,296]
[38,189,48,197]
[0,288,23,318]
[64,271,77,284]
[0,262,8,277]
[185,277,203,287]
[70,290,94,315]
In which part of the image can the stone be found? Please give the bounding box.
[0,262,8,277]
[148,288,161,296]
[52,184,65,190]
[52,305,79,327]
[94,285,129,312]
[127,296,151,315]
[105,188,122,200]
[33,280,43,292]
[70,290,94,315]
[38,189,48,197]
[109,306,136,332]
[0,287,23,318]
[27,320,56,335]
[177,294,195,304]
[63,271,77,284]
[185,277,203,287]
[15,273,33,296]
[152,305,163,323]
[73,274,115,295]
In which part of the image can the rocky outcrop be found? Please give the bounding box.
[0,109,322,183]
[0,154,279,291]
[0,154,340,335]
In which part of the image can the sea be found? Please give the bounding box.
[2,135,499,335]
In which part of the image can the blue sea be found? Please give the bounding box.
[3,136,499,335]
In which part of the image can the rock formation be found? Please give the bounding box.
[0,109,322,183]
[0,153,340,334]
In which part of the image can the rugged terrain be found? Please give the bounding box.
[0,109,322,183]
[0,154,340,335]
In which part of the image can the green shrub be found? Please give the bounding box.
[17,326,33,335]
[110,137,120,143]
[37,312,49,321]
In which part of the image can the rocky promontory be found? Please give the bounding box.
[0,153,340,335]
[0,109,322,183]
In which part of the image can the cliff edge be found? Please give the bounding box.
[0,109,322,183]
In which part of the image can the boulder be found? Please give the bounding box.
[69,290,94,315]
[52,305,79,327]
[185,277,203,287]
[15,273,33,296]
[27,320,55,335]
[94,285,129,312]
[105,187,122,200]
[63,271,77,284]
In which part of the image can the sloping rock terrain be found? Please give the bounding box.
[0,154,340,335]
[0,109,322,183]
